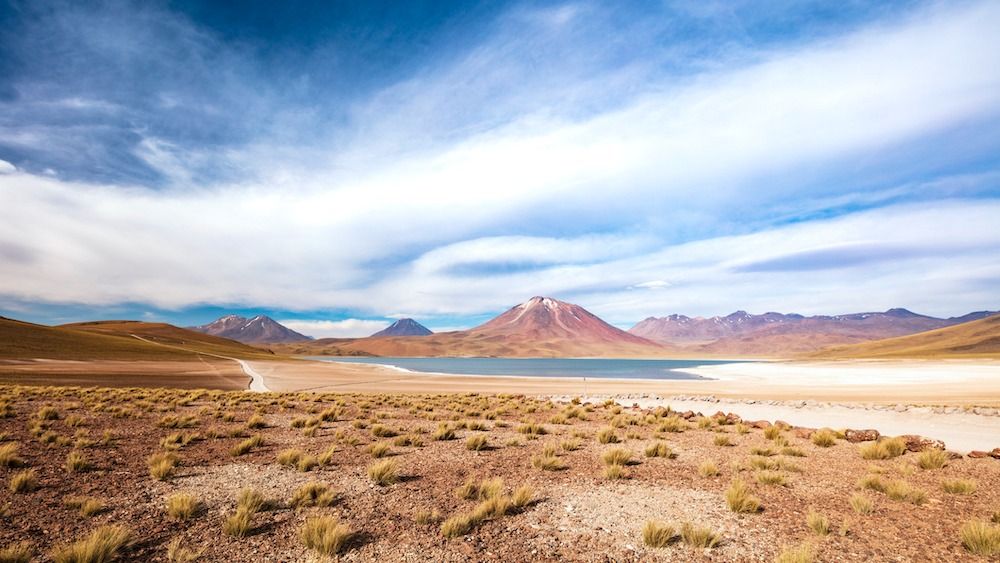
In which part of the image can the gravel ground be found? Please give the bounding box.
[0,384,998,562]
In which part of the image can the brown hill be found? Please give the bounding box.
[62,320,279,360]
[0,317,206,361]
[630,309,997,356]
[276,296,672,358]
[811,313,1000,359]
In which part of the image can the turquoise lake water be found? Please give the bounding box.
[305,356,735,380]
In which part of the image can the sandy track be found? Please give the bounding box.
[130,334,270,392]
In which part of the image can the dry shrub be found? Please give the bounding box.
[301,515,352,556]
[642,520,677,547]
[725,478,761,513]
[50,525,133,563]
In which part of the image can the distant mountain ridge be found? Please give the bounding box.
[628,308,998,356]
[371,318,432,337]
[191,314,311,344]
[271,296,670,358]
[814,313,1000,358]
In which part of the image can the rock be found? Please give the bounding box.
[945,450,964,460]
[844,429,880,443]
[680,410,696,420]
[793,427,815,439]
[990,448,1000,459]
[967,450,990,458]
[774,420,792,430]
[725,413,742,425]
[900,434,946,452]
[750,420,772,429]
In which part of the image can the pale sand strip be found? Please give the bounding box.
[249,358,1000,452]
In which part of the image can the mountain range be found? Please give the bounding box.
[271,296,667,358]
[190,314,311,344]
[628,308,997,356]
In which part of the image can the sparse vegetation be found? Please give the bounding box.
[596,427,618,444]
[680,522,721,548]
[301,515,352,556]
[916,449,948,470]
[65,495,106,517]
[0,443,24,468]
[811,428,837,447]
[0,542,33,563]
[165,493,200,520]
[942,478,977,495]
[644,441,674,458]
[960,519,1000,557]
[65,450,90,473]
[807,510,830,535]
[368,459,399,485]
[290,482,336,508]
[642,520,677,547]
[9,469,38,493]
[885,480,928,505]
[50,525,133,563]
[850,493,874,515]
[860,437,907,460]
[775,543,816,563]
[465,435,488,451]
[698,460,720,477]
[725,478,761,513]
[147,452,179,480]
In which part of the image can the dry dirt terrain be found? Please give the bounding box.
[1,384,999,562]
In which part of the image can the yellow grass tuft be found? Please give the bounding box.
[644,441,674,458]
[960,519,1000,557]
[642,520,677,548]
[680,522,721,548]
[774,543,816,563]
[942,478,977,495]
[698,460,720,477]
[367,459,399,486]
[916,449,948,470]
[147,452,179,480]
[166,493,200,520]
[0,443,24,468]
[860,437,907,460]
[65,450,90,473]
[290,482,336,508]
[301,515,352,556]
[601,448,632,466]
[725,478,761,513]
[885,480,928,505]
[65,496,105,518]
[806,510,830,535]
[0,542,33,563]
[849,493,874,515]
[50,525,133,563]
[9,469,38,493]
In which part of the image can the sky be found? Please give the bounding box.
[0,0,998,338]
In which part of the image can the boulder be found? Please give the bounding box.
[725,413,742,425]
[967,450,990,459]
[900,434,946,452]
[749,420,772,429]
[774,420,792,430]
[990,448,1000,459]
[845,429,880,443]
[680,410,696,420]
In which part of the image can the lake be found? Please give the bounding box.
[305,356,735,380]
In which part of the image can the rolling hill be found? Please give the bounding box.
[0,317,273,361]
[62,320,280,360]
[275,296,672,358]
[811,313,1000,359]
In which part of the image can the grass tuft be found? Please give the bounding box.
[9,469,38,493]
[367,459,399,486]
[147,452,179,481]
[960,519,1000,557]
[642,520,677,547]
[810,428,837,447]
[806,510,830,535]
[775,543,816,563]
[698,460,719,477]
[680,522,721,548]
[942,478,977,495]
[916,449,948,470]
[0,542,33,563]
[166,493,200,520]
[860,437,907,460]
[725,478,761,513]
[0,443,24,468]
[849,493,874,515]
[301,515,352,556]
[290,482,336,508]
[644,442,675,458]
[51,525,132,563]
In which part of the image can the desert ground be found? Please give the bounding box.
[2,383,999,562]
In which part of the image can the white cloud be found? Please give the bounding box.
[0,160,16,174]
[278,319,389,339]
[0,1,998,322]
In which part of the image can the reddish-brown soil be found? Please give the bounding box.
[0,359,248,390]
[0,385,997,561]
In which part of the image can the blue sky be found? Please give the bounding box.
[0,0,998,337]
